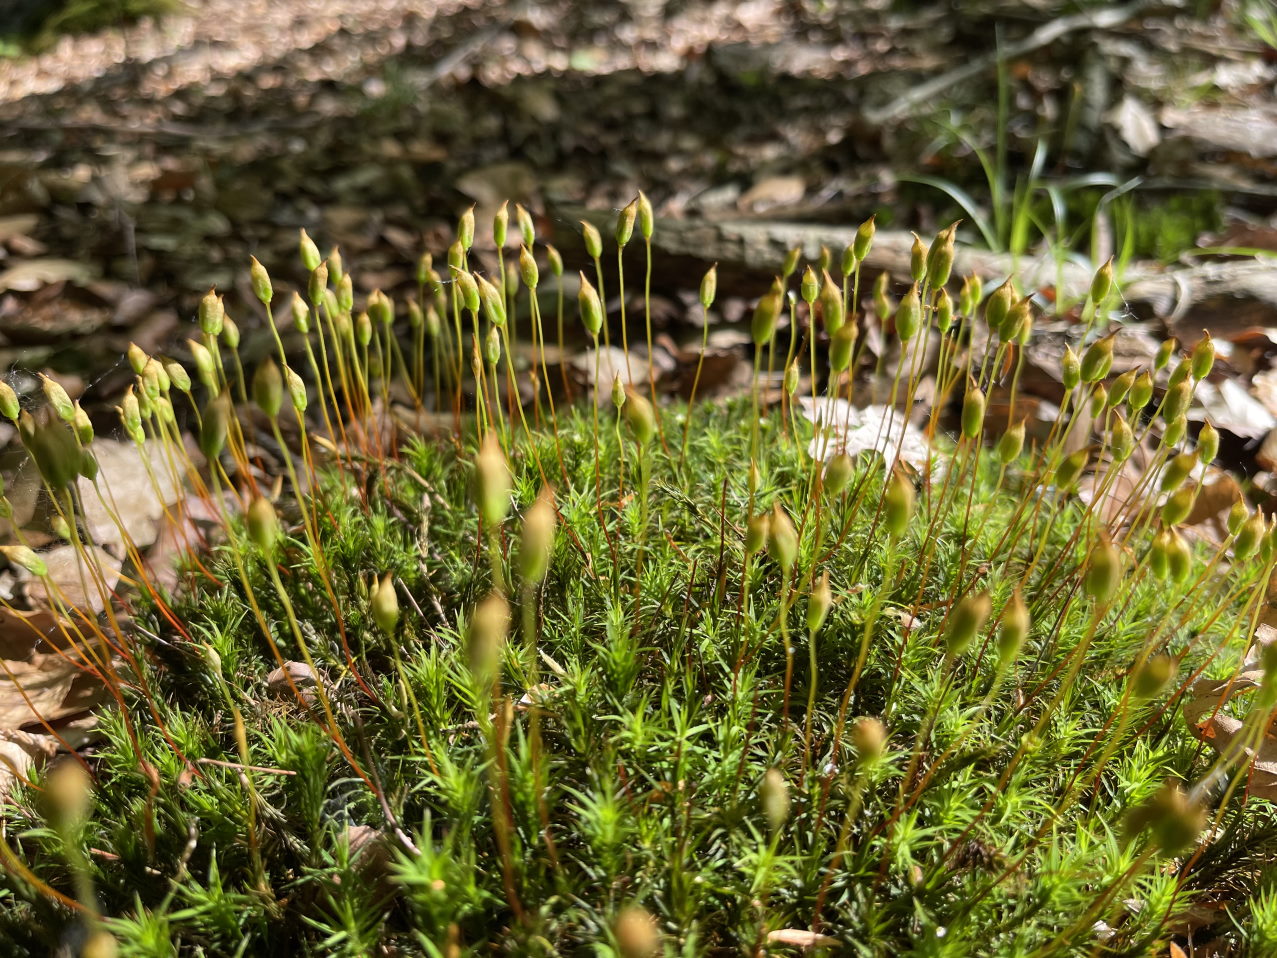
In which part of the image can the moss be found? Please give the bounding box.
[1127,191,1225,264]
[1,211,1273,954]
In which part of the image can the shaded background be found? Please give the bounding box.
[1,0,1275,437]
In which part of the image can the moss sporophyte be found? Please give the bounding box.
[1,204,1274,955]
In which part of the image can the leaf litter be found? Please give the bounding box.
[0,437,189,791]
[1182,624,1277,801]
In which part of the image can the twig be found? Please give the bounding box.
[196,757,297,775]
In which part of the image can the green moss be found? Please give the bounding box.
[1,213,1272,954]
[1126,191,1225,264]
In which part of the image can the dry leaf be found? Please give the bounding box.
[984,391,1062,444]
[1183,470,1243,538]
[1077,463,1143,529]
[1108,95,1161,156]
[0,607,111,732]
[1159,104,1277,159]
[267,661,317,691]
[0,454,43,541]
[0,730,57,795]
[882,606,921,632]
[454,161,538,211]
[268,661,323,706]
[144,491,230,594]
[19,544,122,615]
[664,329,747,399]
[0,715,100,798]
[1252,366,1277,419]
[0,258,95,292]
[1181,625,1277,800]
[1165,900,1229,939]
[570,346,654,405]
[0,214,39,242]
[766,928,841,949]
[388,404,464,438]
[344,823,392,875]
[78,439,182,553]
[1110,325,1167,374]
[798,398,935,473]
[1189,379,1275,441]
[1258,429,1277,472]
[738,175,805,212]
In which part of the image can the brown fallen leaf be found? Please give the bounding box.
[454,161,538,214]
[570,346,655,406]
[143,490,230,595]
[0,293,110,343]
[1189,378,1275,441]
[983,390,1061,445]
[1164,900,1230,940]
[738,175,806,213]
[387,404,461,440]
[0,453,43,541]
[1110,325,1166,375]
[766,928,841,950]
[344,823,392,877]
[1159,103,1277,159]
[0,257,96,293]
[3,438,184,557]
[268,661,323,707]
[1077,462,1143,530]
[78,439,183,554]
[0,714,100,797]
[0,607,112,732]
[881,606,921,632]
[1258,429,1277,472]
[660,329,749,399]
[1108,95,1161,157]
[1182,470,1243,541]
[1252,366,1277,420]
[1181,625,1277,800]
[19,544,123,615]
[798,398,935,473]
[0,214,39,243]
[0,729,57,795]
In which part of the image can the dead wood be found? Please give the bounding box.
[562,206,1277,324]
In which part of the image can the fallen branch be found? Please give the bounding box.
[563,207,1277,322]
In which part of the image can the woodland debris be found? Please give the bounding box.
[0,606,112,732]
[564,208,1277,325]
[798,398,934,473]
[1181,624,1277,801]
